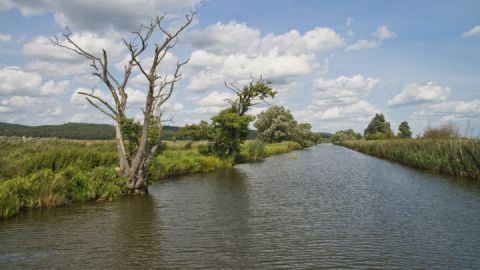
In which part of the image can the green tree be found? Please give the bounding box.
[208,78,276,161]
[176,121,213,141]
[331,129,362,144]
[364,113,394,140]
[225,77,277,116]
[397,121,412,138]
[254,106,297,143]
[210,108,254,159]
[292,122,316,147]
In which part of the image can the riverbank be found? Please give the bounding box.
[0,139,304,218]
[338,138,480,180]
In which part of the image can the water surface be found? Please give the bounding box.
[1,144,480,269]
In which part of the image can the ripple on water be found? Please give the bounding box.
[1,144,480,269]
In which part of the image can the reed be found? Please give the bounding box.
[338,138,480,180]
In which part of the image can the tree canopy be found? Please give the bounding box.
[397,121,412,138]
[331,129,362,144]
[254,106,297,143]
[364,113,394,140]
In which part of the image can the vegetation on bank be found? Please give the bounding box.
[330,113,479,180]
[338,138,480,180]
[0,138,305,218]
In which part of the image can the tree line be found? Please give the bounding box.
[331,113,462,144]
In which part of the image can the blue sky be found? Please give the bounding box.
[0,0,479,135]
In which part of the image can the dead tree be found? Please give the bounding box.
[51,12,195,194]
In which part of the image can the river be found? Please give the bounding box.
[1,144,480,269]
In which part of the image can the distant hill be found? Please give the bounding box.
[0,122,331,141]
[0,122,179,140]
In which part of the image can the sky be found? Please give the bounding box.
[0,0,479,135]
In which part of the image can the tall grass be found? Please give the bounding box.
[0,139,125,218]
[0,138,306,218]
[149,149,231,178]
[339,138,480,180]
[237,140,303,162]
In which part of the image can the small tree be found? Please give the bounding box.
[364,113,394,140]
[210,107,254,159]
[208,78,276,161]
[254,105,297,143]
[52,13,195,194]
[398,121,412,138]
[176,121,213,141]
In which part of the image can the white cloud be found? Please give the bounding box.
[346,39,378,50]
[0,66,71,96]
[185,22,343,91]
[312,100,378,120]
[70,87,111,105]
[187,49,318,91]
[23,31,125,62]
[69,113,91,122]
[25,60,91,77]
[0,67,42,95]
[0,34,12,42]
[194,91,235,106]
[414,99,480,117]
[187,21,261,54]
[374,25,396,40]
[388,82,450,107]
[313,75,379,105]
[8,0,200,32]
[463,25,480,37]
[303,27,345,52]
[193,105,225,114]
[125,88,146,105]
[345,25,395,51]
[39,80,70,95]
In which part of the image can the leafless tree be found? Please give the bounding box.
[51,12,195,194]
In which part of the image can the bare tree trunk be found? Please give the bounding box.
[114,124,130,176]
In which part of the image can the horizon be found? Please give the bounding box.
[0,0,479,135]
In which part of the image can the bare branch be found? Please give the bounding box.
[84,97,116,120]
[78,91,118,117]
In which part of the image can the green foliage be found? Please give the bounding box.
[149,149,231,178]
[208,108,254,158]
[254,106,297,143]
[0,166,125,219]
[254,105,320,147]
[331,129,362,144]
[291,122,317,147]
[239,140,266,161]
[230,78,277,116]
[120,117,165,160]
[364,113,394,140]
[263,141,302,156]
[423,123,460,139]
[398,121,412,138]
[176,120,214,141]
[339,138,480,180]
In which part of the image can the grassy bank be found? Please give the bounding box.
[0,138,304,218]
[338,138,480,180]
